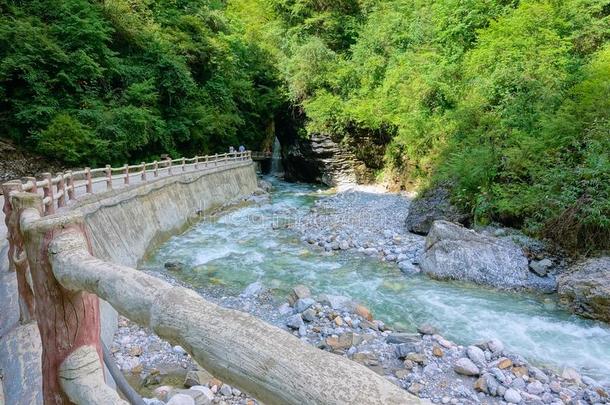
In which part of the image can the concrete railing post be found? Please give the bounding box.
[16,199,104,405]
[182,157,186,172]
[214,153,218,166]
[56,172,66,209]
[105,165,112,190]
[1,182,36,323]
[85,168,92,194]
[167,157,172,175]
[194,156,199,169]
[67,171,75,201]
[141,162,147,181]
[24,176,37,193]
[123,164,129,185]
[154,161,159,177]
[42,173,55,215]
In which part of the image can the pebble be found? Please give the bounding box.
[504,388,522,404]
[454,358,480,376]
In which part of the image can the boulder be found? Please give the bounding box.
[294,297,315,313]
[285,314,304,329]
[404,185,469,235]
[419,221,530,289]
[288,285,311,306]
[557,257,610,323]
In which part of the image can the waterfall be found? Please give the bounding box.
[270,137,283,176]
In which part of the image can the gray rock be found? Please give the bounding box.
[241,281,263,297]
[395,344,419,359]
[466,346,486,368]
[530,259,553,276]
[511,377,526,390]
[219,384,233,397]
[294,297,315,313]
[541,392,555,404]
[286,314,304,329]
[504,388,522,404]
[527,380,546,395]
[288,285,311,305]
[278,303,293,315]
[419,221,530,289]
[302,308,316,322]
[404,185,469,235]
[454,358,480,376]
[558,257,610,323]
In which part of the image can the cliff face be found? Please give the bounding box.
[283,133,358,186]
[275,108,388,186]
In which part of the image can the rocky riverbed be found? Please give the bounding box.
[113,182,609,405]
[112,275,609,405]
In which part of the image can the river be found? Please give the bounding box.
[142,178,610,384]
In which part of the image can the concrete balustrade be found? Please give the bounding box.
[2,151,252,217]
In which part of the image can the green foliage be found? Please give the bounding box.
[0,0,282,165]
[236,0,609,249]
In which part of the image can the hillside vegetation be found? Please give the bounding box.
[1,0,608,250]
[0,0,281,165]
[229,0,610,251]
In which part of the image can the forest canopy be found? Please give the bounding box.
[1,0,609,249]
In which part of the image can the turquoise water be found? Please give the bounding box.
[143,179,610,383]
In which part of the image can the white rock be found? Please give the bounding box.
[454,358,480,376]
[527,380,545,395]
[488,338,504,353]
[504,388,522,404]
[173,345,187,355]
[467,345,486,367]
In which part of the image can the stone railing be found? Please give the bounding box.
[2,151,251,216]
[1,152,419,405]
